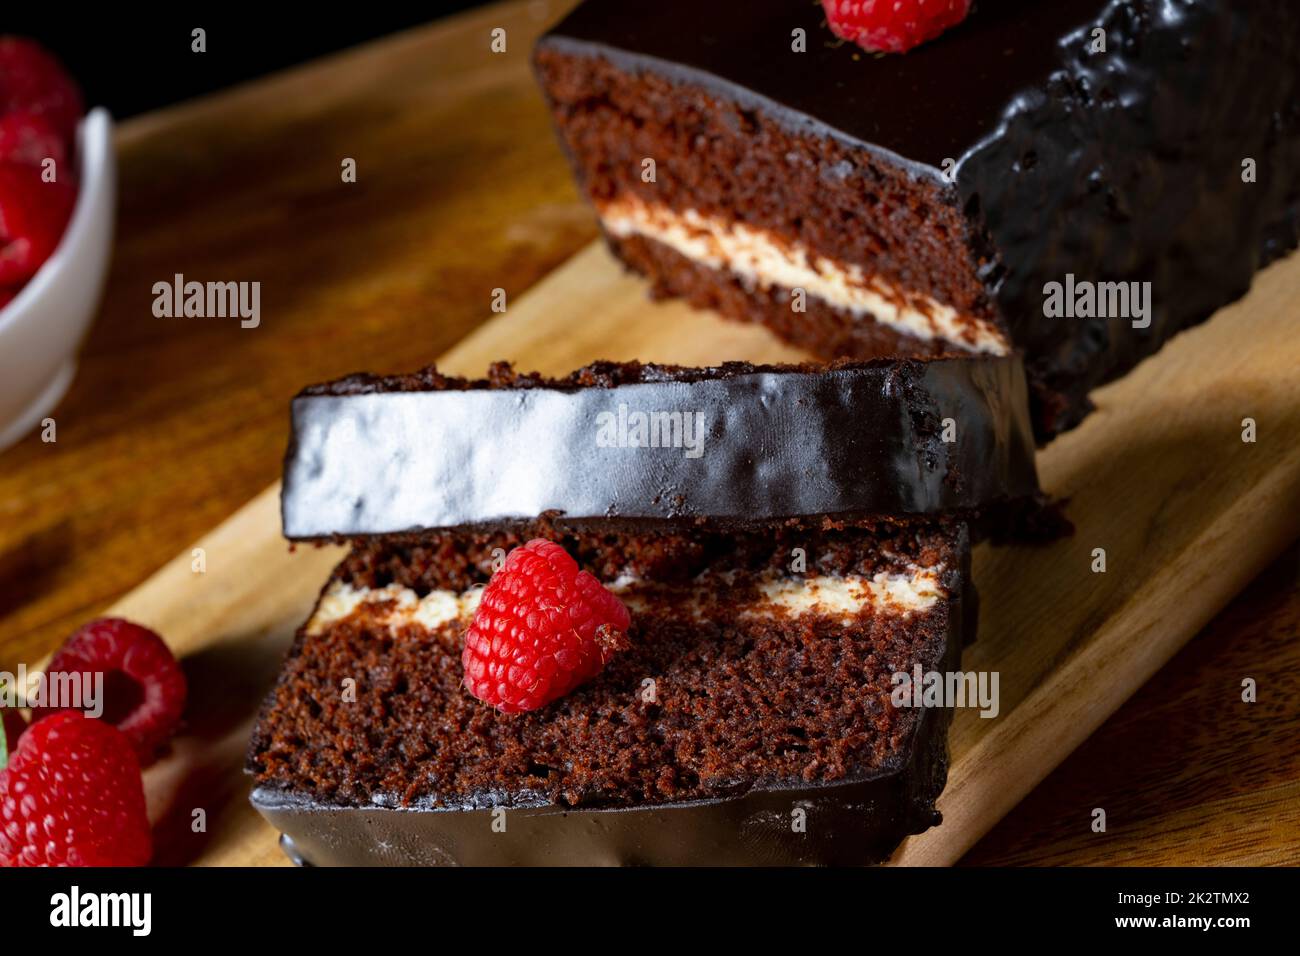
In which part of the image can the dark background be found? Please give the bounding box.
[5,4,489,118]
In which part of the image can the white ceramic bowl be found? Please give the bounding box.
[0,108,116,452]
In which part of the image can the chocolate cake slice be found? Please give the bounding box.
[534,0,1300,438]
[281,357,1038,539]
[248,522,971,866]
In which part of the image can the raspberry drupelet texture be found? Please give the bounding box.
[462,539,631,713]
[32,617,187,765]
[822,0,971,54]
[0,711,151,867]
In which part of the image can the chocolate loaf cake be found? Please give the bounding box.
[534,0,1300,438]
[281,358,1038,539]
[248,522,971,866]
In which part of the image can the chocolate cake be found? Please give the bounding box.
[534,0,1300,438]
[281,357,1038,539]
[258,349,1039,864]
[248,522,971,866]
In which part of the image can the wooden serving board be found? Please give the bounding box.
[112,237,1300,866]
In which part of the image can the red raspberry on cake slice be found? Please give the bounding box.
[822,0,972,54]
[462,539,631,713]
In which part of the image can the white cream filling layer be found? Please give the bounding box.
[307,581,485,636]
[599,196,1008,355]
[753,569,942,616]
[307,563,943,637]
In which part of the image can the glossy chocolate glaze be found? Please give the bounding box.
[281,358,1038,539]
[964,0,1300,430]
[539,0,1300,435]
[249,528,971,867]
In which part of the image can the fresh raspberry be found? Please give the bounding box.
[32,617,187,766]
[463,539,631,713]
[0,112,67,168]
[0,161,76,284]
[0,711,151,867]
[822,0,972,54]
[0,37,84,145]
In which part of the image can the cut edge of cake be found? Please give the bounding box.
[534,0,1300,440]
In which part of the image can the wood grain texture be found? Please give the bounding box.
[964,543,1300,866]
[0,0,1296,866]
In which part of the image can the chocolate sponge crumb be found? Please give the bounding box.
[248,523,968,811]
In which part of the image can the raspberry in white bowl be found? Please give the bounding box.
[0,37,115,452]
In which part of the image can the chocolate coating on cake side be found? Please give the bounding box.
[281,358,1037,539]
